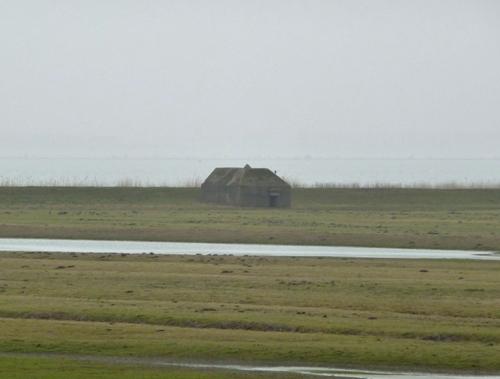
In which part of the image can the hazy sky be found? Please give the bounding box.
[1,1,499,158]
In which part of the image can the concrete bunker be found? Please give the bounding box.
[201,164,291,208]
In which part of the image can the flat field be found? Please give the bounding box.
[0,187,500,250]
[0,252,499,373]
[1,187,500,377]
[0,354,300,379]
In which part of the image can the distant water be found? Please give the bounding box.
[0,157,499,187]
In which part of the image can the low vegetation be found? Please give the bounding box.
[0,252,499,372]
[0,354,301,379]
[1,187,499,376]
[0,187,500,250]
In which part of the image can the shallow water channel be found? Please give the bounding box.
[154,361,500,379]
[0,238,498,260]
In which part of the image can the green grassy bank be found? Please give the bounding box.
[0,187,500,250]
[0,252,499,372]
[0,354,301,379]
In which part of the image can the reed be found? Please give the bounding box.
[2,176,500,189]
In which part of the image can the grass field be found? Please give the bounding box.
[1,187,500,376]
[0,252,499,373]
[0,354,302,379]
[0,187,500,250]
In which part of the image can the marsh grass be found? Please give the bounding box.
[0,354,300,379]
[310,181,500,189]
[0,187,499,251]
[0,253,499,372]
[2,176,500,189]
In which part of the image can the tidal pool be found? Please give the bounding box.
[0,238,498,260]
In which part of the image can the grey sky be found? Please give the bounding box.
[1,1,499,158]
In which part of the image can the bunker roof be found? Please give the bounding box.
[203,165,290,188]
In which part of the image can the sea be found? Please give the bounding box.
[0,157,499,187]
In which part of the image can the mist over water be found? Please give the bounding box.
[1,157,499,187]
[1,1,500,162]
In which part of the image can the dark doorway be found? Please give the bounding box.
[269,193,280,207]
